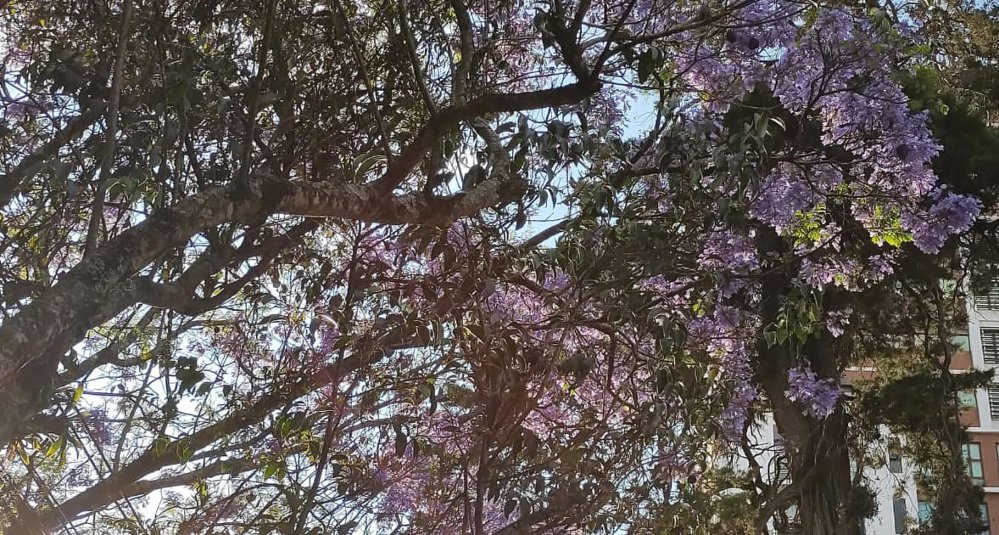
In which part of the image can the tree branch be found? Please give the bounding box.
[372,79,600,192]
[0,80,598,445]
[84,0,134,257]
[0,107,104,208]
[398,0,437,115]
[30,330,415,531]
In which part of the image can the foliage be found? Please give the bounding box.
[0,0,991,534]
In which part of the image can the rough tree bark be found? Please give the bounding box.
[755,227,865,535]
[0,80,600,445]
[762,364,864,535]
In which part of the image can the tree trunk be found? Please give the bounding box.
[753,228,865,534]
[786,410,863,535]
[759,333,865,535]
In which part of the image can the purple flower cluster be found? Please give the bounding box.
[785,367,841,419]
[902,192,981,253]
[673,3,978,259]
[698,230,759,274]
[800,257,860,290]
[689,306,759,440]
[825,308,852,338]
[371,447,520,531]
[697,230,762,300]
[749,165,819,233]
[577,87,631,134]
[483,283,547,325]
[86,408,112,445]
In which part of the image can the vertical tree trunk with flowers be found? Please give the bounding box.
[758,327,864,534]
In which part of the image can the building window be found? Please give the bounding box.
[975,282,999,310]
[964,443,984,485]
[982,328,999,365]
[981,503,990,535]
[773,455,790,486]
[917,500,933,524]
[953,333,972,351]
[893,496,907,534]
[989,387,999,420]
[889,449,903,474]
[960,390,979,410]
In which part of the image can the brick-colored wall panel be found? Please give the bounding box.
[970,432,999,488]
[951,350,974,370]
[962,406,982,428]
[985,493,999,534]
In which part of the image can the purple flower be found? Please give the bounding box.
[786,367,841,419]
[689,306,760,440]
[865,253,895,283]
[749,165,816,233]
[87,408,112,445]
[800,257,860,290]
[722,382,757,440]
[576,87,630,134]
[825,308,852,338]
[698,230,758,274]
[902,192,980,253]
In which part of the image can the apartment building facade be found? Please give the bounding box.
[736,411,922,534]
[728,290,999,534]
[962,287,999,534]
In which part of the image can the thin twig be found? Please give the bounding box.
[234,0,277,194]
[84,0,134,257]
[335,0,394,159]
[398,2,437,115]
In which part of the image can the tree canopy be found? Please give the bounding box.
[0,0,995,533]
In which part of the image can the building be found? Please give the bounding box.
[726,289,999,534]
[733,411,921,534]
[961,286,999,533]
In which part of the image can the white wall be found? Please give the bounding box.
[968,297,999,430]
[724,414,918,534]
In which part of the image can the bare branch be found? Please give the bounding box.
[0,107,104,208]
[84,0,135,256]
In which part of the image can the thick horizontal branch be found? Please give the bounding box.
[120,456,259,500]
[0,169,528,439]
[373,79,601,191]
[0,78,595,444]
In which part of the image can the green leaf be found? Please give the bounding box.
[45,437,64,458]
[352,152,386,178]
[263,462,281,480]
[637,47,659,84]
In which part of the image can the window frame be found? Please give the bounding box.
[988,386,999,421]
[960,390,979,410]
[889,449,903,474]
[975,281,999,311]
[917,500,933,525]
[893,495,907,535]
[964,443,985,485]
[982,328,999,365]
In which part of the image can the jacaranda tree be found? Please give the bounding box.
[0,0,987,533]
